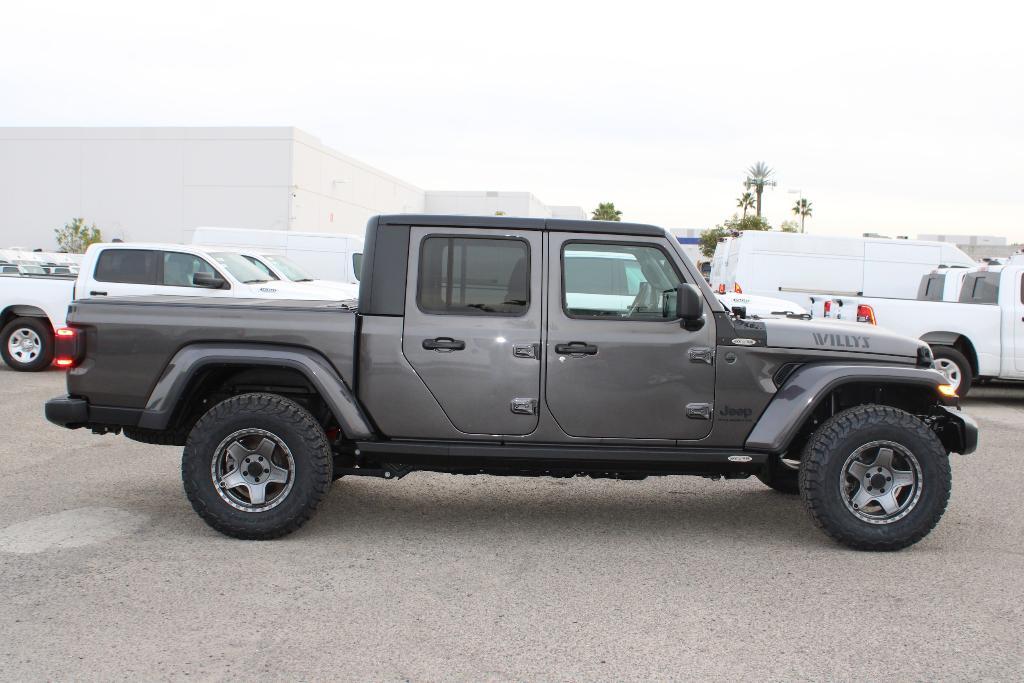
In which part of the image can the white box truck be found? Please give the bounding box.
[710,232,976,309]
[191,227,363,285]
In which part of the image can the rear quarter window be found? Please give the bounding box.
[93,249,159,284]
[958,272,1000,304]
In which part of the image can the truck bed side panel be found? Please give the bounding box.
[66,297,355,408]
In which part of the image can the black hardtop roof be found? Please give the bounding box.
[375,214,666,237]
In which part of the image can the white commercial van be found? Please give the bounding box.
[710,232,975,309]
[191,226,363,284]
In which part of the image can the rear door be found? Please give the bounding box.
[545,233,716,441]
[402,226,543,436]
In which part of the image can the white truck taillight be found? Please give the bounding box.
[733,282,743,294]
[823,300,832,318]
[856,304,877,325]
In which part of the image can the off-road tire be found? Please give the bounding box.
[1,317,54,372]
[756,455,800,494]
[182,393,333,539]
[932,346,972,397]
[799,404,951,551]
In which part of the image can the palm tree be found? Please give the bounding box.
[792,198,813,233]
[591,202,622,221]
[744,162,776,217]
[736,192,755,218]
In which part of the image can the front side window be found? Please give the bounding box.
[162,252,218,288]
[418,236,529,316]
[563,242,683,319]
[94,249,159,284]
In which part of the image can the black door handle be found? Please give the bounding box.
[555,341,598,355]
[89,291,107,296]
[422,337,466,351]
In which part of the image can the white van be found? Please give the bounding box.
[191,226,363,284]
[710,231,975,309]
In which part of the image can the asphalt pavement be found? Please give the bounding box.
[0,366,1021,680]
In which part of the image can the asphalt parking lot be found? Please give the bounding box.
[1,366,1022,680]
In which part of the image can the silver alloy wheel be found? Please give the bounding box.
[211,429,295,512]
[840,440,922,524]
[7,327,42,364]
[934,357,962,391]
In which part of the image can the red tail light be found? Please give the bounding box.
[718,283,726,294]
[856,304,877,325]
[54,327,83,368]
[823,300,832,317]
[733,282,743,294]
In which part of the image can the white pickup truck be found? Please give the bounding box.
[1,242,352,372]
[812,257,1024,395]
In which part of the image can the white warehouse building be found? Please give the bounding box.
[0,127,586,249]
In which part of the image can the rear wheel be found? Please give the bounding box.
[182,393,333,539]
[799,404,951,551]
[931,346,972,397]
[1,317,54,372]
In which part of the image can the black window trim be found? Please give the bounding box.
[559,238,688,322]
[415,233,532,318]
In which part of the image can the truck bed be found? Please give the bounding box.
[66,296,358,408]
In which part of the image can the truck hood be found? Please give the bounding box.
[757,316,927,359]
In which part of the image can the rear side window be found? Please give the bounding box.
[917,274,945,301]
[94,249,158,284]
[417,236,529,316]
[162,252,217,287]
[958,272,1000,304]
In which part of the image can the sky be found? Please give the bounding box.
[1,0,1022,239]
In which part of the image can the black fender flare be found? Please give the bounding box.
[744,363,948,454]
[136,343,375,439]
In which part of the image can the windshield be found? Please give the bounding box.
[208,252,272,284]
[260,254,315,282]
[239,255,279,280]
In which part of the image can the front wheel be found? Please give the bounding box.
[931,346,972,397]
[182,393,333,539]
[799,404,951,551]
[1,317,54,371]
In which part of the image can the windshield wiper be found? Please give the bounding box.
[294,278,315,282]
[243,279,270,284]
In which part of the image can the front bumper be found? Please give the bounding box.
[936,405,978,455]
[44,395,88,428]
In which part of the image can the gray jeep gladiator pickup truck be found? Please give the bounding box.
[45,215,977,550]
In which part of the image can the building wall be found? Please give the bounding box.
[0,127,584,249]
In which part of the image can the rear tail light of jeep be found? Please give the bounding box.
[54,327,83,368]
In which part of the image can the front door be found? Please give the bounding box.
[544,233,716,440]
[402,226,543,436]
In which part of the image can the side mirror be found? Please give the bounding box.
[193,271,227,289]
[675,283,705,329]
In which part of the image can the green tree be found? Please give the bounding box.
[744,162,776,217]
[792,198,813,233]
[736,192,755,218]
[779,220,800,233]
[54,217,103,254]
[698,214,772,259]
[591,202,622,221]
